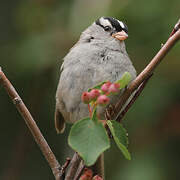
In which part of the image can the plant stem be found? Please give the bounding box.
[116,73,153,122]
[0,67,61,180]
[113,26,180,120]
[65,152,82,180]
[88,104,92,117]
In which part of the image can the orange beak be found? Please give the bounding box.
[112,30,128,41]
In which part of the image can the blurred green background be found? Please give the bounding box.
[0,0,180,179]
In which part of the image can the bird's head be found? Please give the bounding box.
[95,17,128,41]
[78,17,129,51]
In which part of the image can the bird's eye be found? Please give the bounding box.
[104,26,111,31]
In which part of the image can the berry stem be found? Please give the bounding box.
[105,92,110,96]
[93,102,97,109]
[88,104,92,117]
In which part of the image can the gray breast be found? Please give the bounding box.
[56,41,136,123]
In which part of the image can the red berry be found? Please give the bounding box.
[79,174,89,180]
[108,83,120,94]
[93,175,103,180]
[90,89,100,100]
[85,169,93,179]
[81,92,91,104]
[80,168,93,180]
[97,95,110,106]
[101,81,112,93]
[114,83,120,89]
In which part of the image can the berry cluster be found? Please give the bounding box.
[80,168,103,180]
[81,81,120,106]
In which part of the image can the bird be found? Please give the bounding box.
[55,16,137,178]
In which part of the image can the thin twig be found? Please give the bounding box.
[170,19,180,37]
[113,18,180,121]
[0,67,61,180]
[113,23,180,120]
[74,161,85,180]
[65,152,82,180]
[116,73,153,122]
[60,158,71,179]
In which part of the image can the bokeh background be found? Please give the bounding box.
[0,0,180,179]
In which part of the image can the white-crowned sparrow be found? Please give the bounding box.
[55,17,136,133]
[55,17,136,178]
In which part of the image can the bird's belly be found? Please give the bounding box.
[58,65,125,123]
[58,48,136,123]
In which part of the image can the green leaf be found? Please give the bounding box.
[115,72,132,89]
[88,81,107,92]
[107,120,131,160]
[68,118,110,166]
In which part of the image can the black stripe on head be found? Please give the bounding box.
[104,17,128,33]
[95,18,104,29]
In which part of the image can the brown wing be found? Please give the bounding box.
[54,107,66,134]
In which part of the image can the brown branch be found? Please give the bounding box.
[65,152,82,180]
[0,67,61,180]
[116,73,153,122]
[112,18,180,122]
[2,67,56,180]
[113,21,180,120]
[74,162,85,180]
[170,19,180,37]
[60,158,71,179]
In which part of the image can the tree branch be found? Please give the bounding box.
[59,158,71,179]
[170,19,180,36]
[113,20,180,120]
[116,73,153,122]
[74,162,85,180]
[0,67,61,180]
[65,152,82,180]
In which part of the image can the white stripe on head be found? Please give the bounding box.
[118,20,125,29]
[99,17,113,28]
